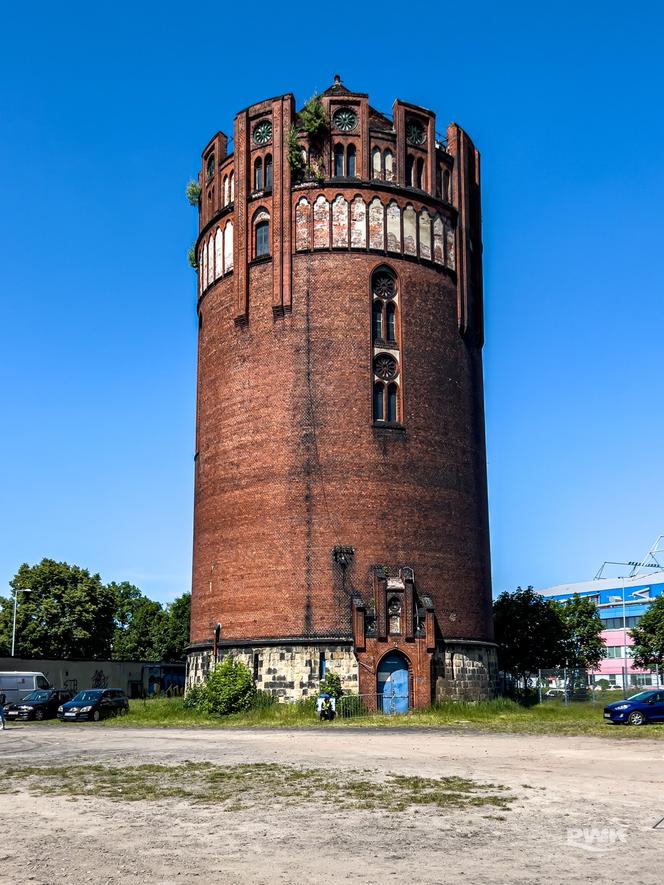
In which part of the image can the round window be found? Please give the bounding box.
[333,108,357,132]
[406,120,425,146]
[374,354,398,381]
[253,121,273,146]
[372,273,396,300]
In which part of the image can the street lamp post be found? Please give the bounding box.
[11,587,31,657]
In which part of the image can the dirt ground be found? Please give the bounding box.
[1,725,662,884]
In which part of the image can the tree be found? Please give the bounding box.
[112,595,165,661]
[0,560,116,658]
[558,593,605,670]
[493,586,567,686]
[630,595,664,671]
[158,592,191,662]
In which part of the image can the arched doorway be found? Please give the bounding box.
[377,651,410,714]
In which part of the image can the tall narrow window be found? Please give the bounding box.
[406,155,414,187]
[371,267,401,426]
[372,300,383,342]
[386,302,396,343]
[387,384,398,422]
[254,157,263,191]
[264,154,272,190]
[223,175,229,206]
[415,158,424,189]
[319,652,326,680]
[229,171,235,202]
[334,144,344,177]
[346,145,356,177]
[442,169,451,202]
[384,150,394,181]
[373,382,385,422]
[206,153,215,180]
[256,220,270,257]
[372,147,382,179]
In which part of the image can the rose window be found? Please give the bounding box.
[374,354,398,381]
[253,121,273,146]
[333,108,357,132]
[373,274,396,300]
[406,120,425,145]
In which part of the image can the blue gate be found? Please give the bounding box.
[377,651,409,714]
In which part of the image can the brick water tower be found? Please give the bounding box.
[187,77,496,706]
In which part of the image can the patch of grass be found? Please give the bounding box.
[0,762,514,813]
[50,696,664,740]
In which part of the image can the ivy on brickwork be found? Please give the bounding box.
[287,125,306,181]
[299,93,329,140]
[185,179,201,206]
[187,247,198,270]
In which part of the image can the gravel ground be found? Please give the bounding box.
[0,724,662,884]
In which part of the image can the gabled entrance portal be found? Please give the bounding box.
[377,651,409,714]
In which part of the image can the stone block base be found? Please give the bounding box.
[434,642,498,701]
[187,642,358,702]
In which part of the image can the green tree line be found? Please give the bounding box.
[0,559,190,662]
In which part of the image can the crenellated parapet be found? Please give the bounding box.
[193,77,483,341]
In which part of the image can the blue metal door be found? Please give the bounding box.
[377,652,409,714]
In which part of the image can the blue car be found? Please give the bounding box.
[603,690,664,726]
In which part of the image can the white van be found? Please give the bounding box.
[0,672,51,705]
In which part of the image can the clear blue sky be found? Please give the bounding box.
[1,2,662,604]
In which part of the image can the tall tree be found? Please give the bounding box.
[158,593,191,662]
[493,586,567,685]
[111,595,165,660]
[558,593,605,670]
[0,560,116,658]
[630,595,664,671]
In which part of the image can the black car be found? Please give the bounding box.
[57,689,129,722]
[3,689,73,722]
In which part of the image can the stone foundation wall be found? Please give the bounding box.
[434,643,498,701]
[188,640,497,704]
[187,643,358,702]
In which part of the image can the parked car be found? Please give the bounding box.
[3,689,73,722]
[57,689,129,722]
[603,690,664,725]
[0,672,51,706]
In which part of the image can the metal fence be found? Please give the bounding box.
[501,667,664,704]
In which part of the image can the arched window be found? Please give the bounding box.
[346,145,356,177]
[405,155,414,187]
[256,219,270,257]
[371,267,402,425]
[387,384,398,423]
[264,154,272,190]
[386,302,396,343]
[384,150,394,181]
[206,153,215,180]
[372,300,383,342]
[223,175,229,206]
[415,158,424,189]
[442,169,451,202]
[254,157,263,191]
[334,144,344,177]
[373,382,385,422]
[229,171,235,202]
[372,147,382,179]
